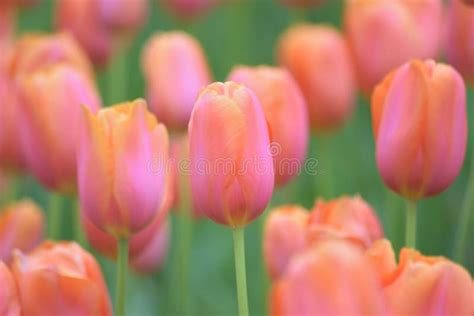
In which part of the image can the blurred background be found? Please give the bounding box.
[14,0,474,315]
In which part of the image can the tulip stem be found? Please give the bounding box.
[74,199,87,248]
[47,193,62,240]
[233,227,249,316]
[453,156,474,263]
[405,200,417,249]
[107,46,128,105]
[176,203,193,313]
[116,237,129,316]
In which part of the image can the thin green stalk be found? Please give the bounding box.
[405,200,417,249]
[47,193,62,240]
[313,135,333,199]
[74,199,87,248]
[232,227,249,316]
[116,237,129,316]
[453,156,474,262]
[106,46,128,105]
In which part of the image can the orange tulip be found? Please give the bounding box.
[78,99,169,237]
[307,195,383,249]
[0,199,44,264]
[228,65,309,186]
[387,248,473,315]
[142,31,211,130]
[17,64,102,193]
[12,241,112,316]
[0,261,20,316]
[372,59,467,200]
[277,24,356,131]
[270,241,390,316]
[263,205,308,279]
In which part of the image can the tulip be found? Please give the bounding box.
[270,240,390,316]
[162,0,219,20]
[10,32,94,79]
[263,205,308,279]
[189,81,274,227]
[0,261,20,316]
[344,0,443,93]
[17,64,101,193]
[307,195,383,249]
[228,66,309,186]
[277,24,356,131]
[363,239,397,284]
[372,59,467,200]
[445,0,474,84]
[97,0,148,32]
[0,3,15,46]
[189,81,274,316]
[384,248,473,315]
[0,199,44,263]
[142,31,211,130]
[12,241,112,316]
[462,0,474,5]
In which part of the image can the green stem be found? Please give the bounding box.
[106,46,128,105]
[116,237,129,316]
[4,175,19,203]
[313,135,333,199]
[405,200,417,249]
[232,227,249,316]
[175,201,193,314]
[47,193,62,240]
[74,199,87,248]
[453,156,474,262]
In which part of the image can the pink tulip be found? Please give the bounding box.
[277,24,356,131]
[372,59,467,199]
[98,0,148,32]
[0,261,20,316]
[162,0,219,20]
[228,65,309,186]
[189,81,274,228]
[142,31,211,130]
[445,0,474,84]
[0,199,44,264]
[78,99,169,237]
[17,64,101,193]
[270,241,390,316]
[344,0,443,93]
[263,205,308,279]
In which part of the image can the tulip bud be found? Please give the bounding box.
[445,0,474,84]
[0,261,20,316]
[189,82,274,227]
[270,241,390,316]
[344,0,443,93]
[98,0,148,32]
[142,31,211,130]
[279,0,324,8]
[228,66,309,186]
[263,205,308,279]
[0,199,44,264]
[12,241,112,316]
[372,59,467,199]
[78,99,169,237]
[10,32,94,79]
[307,195,383,249]
[162,0,219,20]
[384,248,473,315]
[17,64,102,193]
[277,24,356,131]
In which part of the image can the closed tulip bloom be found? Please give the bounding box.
[344,0,443,93]
[307,195,383,249]
[162,0,219,20]
[98,0,148,32]
[0,261,20,316]
[78,99,169,237]
[10,32,94,79]
[270,241,390,316]
[277,24,356,131]
[228,66,309,186]
[0,199,44,264]
[18,65,102,193]
[372,60,467,199]
[263,205,308,279]
[142,31,211,130]
[12,241,112,316]
[384,248,473,315]
[189,82,274,227]
[445,0,474,84]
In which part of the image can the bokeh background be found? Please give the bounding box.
[15,0,474,315]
